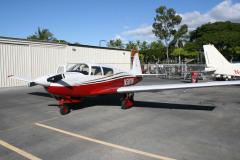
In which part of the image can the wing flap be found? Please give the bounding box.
[117,81,240,93]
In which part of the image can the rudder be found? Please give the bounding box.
[203,44,230,68]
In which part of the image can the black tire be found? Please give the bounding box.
[121,100,127,110]
[60,105,71,115]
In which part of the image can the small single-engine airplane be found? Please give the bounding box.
[204,44,240,80]
[9,49,240,115]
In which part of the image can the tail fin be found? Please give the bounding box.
[203,44,230,69]
[131,49,142,75]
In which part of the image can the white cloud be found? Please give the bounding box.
[116,25,156,42]
[122,25,152,37]
[115,0,240,42]
[209,0,240,22]
[180,11,213,31]
[181,0,240,30]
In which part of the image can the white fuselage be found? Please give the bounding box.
[203,44,240,77]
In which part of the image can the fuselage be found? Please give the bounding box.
[214,63,240,77]
[43,63,142,98]
[203,44,240,77]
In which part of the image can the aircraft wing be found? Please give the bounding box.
[8,75,37,87]
[8,75,32,82]
[117,81,240,93]
[136,74,166,76]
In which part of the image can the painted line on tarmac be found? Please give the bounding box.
[0,139,42,160]
[35,123,176,160]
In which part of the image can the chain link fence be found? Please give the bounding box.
[143,63,210,80]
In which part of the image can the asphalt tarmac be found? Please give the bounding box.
[0,77,240,160]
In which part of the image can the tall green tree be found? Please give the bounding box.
[171,24,188,48]
[141,41,165,63]
[27,27,55,41]
[125,40,149,51]
[108,39,124,49]
[125,41,137,50]
[171,48,197,60]
[139,41,148,51]
[188,21,240,61]
[152,6,185,63]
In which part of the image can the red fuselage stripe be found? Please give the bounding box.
[47,76,142,97]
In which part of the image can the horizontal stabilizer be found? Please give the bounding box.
[117,81,240,93]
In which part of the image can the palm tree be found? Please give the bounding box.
[27,27,55,41]
[171,24,188,48]
[107,39,124,49]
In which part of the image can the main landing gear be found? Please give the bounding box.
[58,98,82,115]
[57,94,134,115]
[121,93,134,109]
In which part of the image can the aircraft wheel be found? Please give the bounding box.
[60,105,71,115]
[121,93,134,109]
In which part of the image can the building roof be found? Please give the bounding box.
[0,36,129,51]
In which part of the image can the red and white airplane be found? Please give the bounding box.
[9,49,240,115]
[204,44,240,80]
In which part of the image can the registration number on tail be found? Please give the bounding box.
[124,78,134,86]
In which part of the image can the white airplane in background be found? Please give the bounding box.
[203,44,240,80]
[9,49,240,115]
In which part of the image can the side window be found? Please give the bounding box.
[79,64,89,75]
[103,67,113,76]
[91,66,102,76]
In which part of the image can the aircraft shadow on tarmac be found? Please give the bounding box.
[29,92,53,98]
[29,92,215,111]
[134,101,215,111]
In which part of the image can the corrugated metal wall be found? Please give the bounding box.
[68,46,130,70]
[0,43,31,87]
[30,44,67,78]
[0,37,131,87]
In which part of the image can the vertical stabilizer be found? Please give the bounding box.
[203,44,230,68]
[131,49,142,75]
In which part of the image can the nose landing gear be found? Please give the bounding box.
[59,104,71,115]
[58,98,82,115]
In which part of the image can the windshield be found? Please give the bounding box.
[66,63,89,75]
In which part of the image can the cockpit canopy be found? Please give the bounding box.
[66,63,89,75]
[66,63,114,76]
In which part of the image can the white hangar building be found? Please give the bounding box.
[0,37,131,88]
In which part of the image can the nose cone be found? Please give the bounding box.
[34,76,51,86]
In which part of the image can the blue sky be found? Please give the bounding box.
[0,0,240,46]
